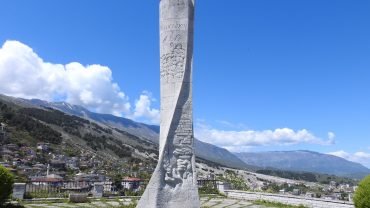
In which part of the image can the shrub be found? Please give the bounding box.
[0,165,14,205]
[354,175,370,208]
[198,182,219,195]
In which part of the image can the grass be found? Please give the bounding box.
[254,200,307,208]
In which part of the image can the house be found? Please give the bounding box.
[353,186,358,192]
[50,160,66,170]
[329,181,337,188]
[31,177,63,186]
[75,173,105,182]
[12,158,22,166]
[37,143,50,151]
[66,157,79,170]
[279,189,286,194]
[122,177,143,191]
[292,189,301,196]
[0,122,5,129]
[103,181,114,192]
[0,123,6,140]
[0,148,14,161]
[305,192,315,198]
[4,144,18,151]
[17,165,33,175]
[0,123,6,134]
[0,162,11,168]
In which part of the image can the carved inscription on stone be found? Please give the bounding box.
[163,98,193,187]
[160,43,186,82]
[137,0,199,207]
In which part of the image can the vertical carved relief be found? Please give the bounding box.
[163,145,193,187]
[137,0,198,207]
[160,43,186,82]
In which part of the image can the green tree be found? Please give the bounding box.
[354,175,370,208]
[0,165,14,205]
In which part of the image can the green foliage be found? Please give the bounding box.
[354,175,370,208]
[19,108,89,127]
[0,165,14,205]
[262,183,281,193]
[118,202,137,208]
[124,189,144,197]
[0,204,25,208]
[83,134,132,158]
[257,169,356,185]
[198,182,219,195]
[19,107,87,138]
[255,200,307,208]
[257,170,317,182]
[24,190,69,199]
[218,170,249,191]
[0,102,62,144]
[262,183,309,194]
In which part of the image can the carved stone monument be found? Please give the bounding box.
[12,183,26,200]
[93,182,104,198]
[136,0,199,207]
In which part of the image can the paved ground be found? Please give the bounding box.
[22,197,269,208]
[23,198,135,208]
[201,197,268,208]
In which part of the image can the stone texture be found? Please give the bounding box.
[136,0,199,207]
[92,182,104,198]
[12,183,26,200]
[69,193,89,203]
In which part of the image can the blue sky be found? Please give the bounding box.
[0,0,370,167]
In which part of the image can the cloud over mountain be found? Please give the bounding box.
[0,40,159,123]
[328,151,370,168]
[195,121,335,152]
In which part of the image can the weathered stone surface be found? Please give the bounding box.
[137,0,199,207]
[69,193,89,203]
[12,183,26,200]
[92,182,104,198]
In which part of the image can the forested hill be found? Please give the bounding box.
[0,94,250,170]
[0,94,249,172]
[0,100,158,166]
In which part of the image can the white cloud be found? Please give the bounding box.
[327,132,336,145]
[0,40,159,123]
[328,132,335,140]
[132,91,160,124]
[195,121,335,152]
[328,151,370,168]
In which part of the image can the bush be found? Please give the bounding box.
[198,182,219,195]
[354,175,370,208]
[0,165,14,205]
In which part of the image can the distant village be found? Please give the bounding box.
[0,122,358,201]
[0,122,152,195]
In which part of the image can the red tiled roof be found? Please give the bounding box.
[122,177,142,182]
[31,178,63,182]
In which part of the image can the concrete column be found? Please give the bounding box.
[12,183,26,200]
[217,181,230,194]
[93,182,104,198]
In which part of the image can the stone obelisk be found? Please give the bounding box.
[136,0,199,207]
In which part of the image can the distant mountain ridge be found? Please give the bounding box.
[3,94,368,179]
[236,150,370,179]
[0,94,249,170]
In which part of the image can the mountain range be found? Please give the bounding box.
[236,151,370,179]
[0,94,248,170]
[1,94,369,179]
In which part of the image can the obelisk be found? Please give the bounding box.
[136,0,199,207]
